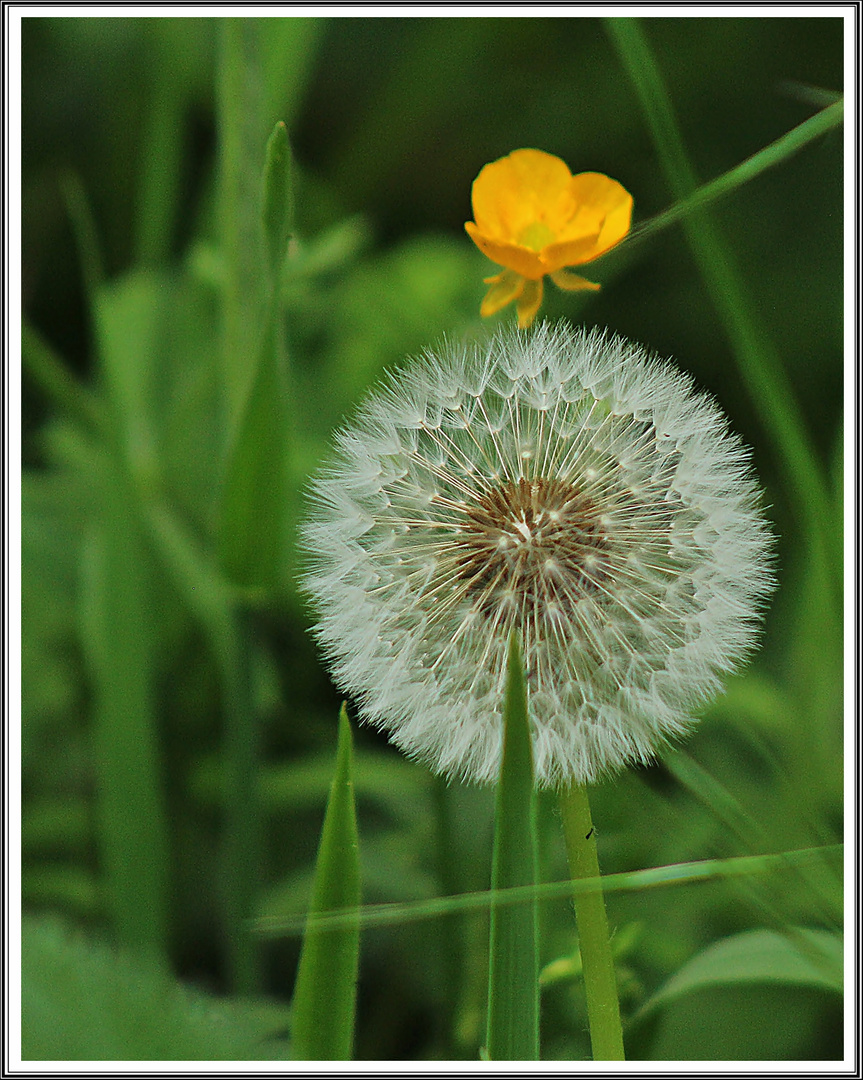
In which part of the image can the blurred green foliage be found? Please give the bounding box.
[21,14,843,1061]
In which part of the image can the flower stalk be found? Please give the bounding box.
[559,782,625,1061]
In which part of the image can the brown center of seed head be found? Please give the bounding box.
[453,476,611,615]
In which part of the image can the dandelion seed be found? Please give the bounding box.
[301,324,774,788]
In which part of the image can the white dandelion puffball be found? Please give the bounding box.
[302,323,774,788]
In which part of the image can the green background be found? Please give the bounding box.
[21,15,844,1061]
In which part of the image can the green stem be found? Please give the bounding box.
[559,782,624,1061]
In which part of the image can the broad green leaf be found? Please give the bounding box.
[639,927,843,1020]
[79,470,170,966]
[218,112,292,593]
[486,634,539,1061]
[290,707,361,1061]
[77,280,174,963]
[21,916,290,1061]
[217,316,290,592]
[94,273,166,486]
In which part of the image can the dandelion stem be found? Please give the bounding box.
[558,783,624,1061]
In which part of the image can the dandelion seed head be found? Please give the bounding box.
[302,324,775,788]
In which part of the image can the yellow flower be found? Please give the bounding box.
[465,148,633,328]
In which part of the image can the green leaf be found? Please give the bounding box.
[94,272,167,487]
[76,279,176,963]
[21,916,290,1061]
[218,112,293,593]
[290,706,361,1061]
[78,469,170,965]
[262,120,294,286]
[638,927,843,1020]
[218,316,290,592]
[486,633,539,1061]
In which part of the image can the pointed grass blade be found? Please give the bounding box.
[486,634,539,1060]
[290,706,361,1060]
[217,314,289,593]
[262,120,294,287]
[218,118,292,594]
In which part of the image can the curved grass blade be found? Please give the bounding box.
[290,706,361,1061]
[485,634,539,1061]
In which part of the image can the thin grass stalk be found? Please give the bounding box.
[253,842,842,939]
[558,782,624,1061]
[626,99,844,250]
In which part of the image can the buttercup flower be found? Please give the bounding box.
[302,324,773,788]
[465,149,633,328]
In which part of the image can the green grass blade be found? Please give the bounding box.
[486,634,539,1061]
[218,117,292,592]
[255,844,843,939]
[290,707,361,1061]
[77,278,178,967]
[218,313,290,592]
[262,120,294,287]
[627,99,844,249]
[605,18,841,616]
[140,501,263,994]
[78,466,169,967]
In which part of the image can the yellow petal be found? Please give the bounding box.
[539,232,604,274]
[465,222,547,280]
[515,278,543,328]
[469,149,574,243]
[546,173,633,264]
[480,270,525,318]
[549,269,601,292]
